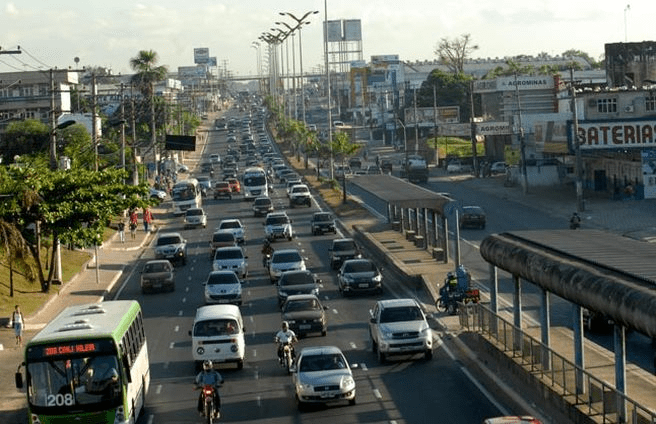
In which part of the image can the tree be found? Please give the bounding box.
[0,119,49,164]
[130,50,168,177]
[416,69,474,122]
[329,132,360,202]
[434,34,478,74]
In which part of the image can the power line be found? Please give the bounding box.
[20,46,52,69]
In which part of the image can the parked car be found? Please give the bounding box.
[365,165,382,175]
[281,294,327,337]
[276,270,321,307]
[149,187,167,201]
[140,259,175,293]
[209,230,237,258]
[154,232,187,265]
[213,181,233,199]
[212,246,248,279]
[380,159,393,174]
[203,270,242,305]
[252,196,274,217]
[217,218,245,243]
[310,212,336,235]
[293,346,356,410]
[264,212,293,242]
[348,157,362,169]
[337,258,383,296]
[368,298,432,363]
[268,248,306,283]
[184,207,207,229]
[490,161,508,175]
[329,238,360,270]
[459,206,486,229]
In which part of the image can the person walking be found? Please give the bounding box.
[129,210,138,239]
[143,207,153,233]
[12,305,23,347]
[117,221,125,243]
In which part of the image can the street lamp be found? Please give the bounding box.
[279,11,319,125]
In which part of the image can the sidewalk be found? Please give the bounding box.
[0,204,166,421]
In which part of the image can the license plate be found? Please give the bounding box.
[299,324,311,330]
[358,283,369,288]
[320,392,335,399]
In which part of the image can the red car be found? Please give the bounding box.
[225,178,241,193]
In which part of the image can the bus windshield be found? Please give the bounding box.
[244,175,266,186]
[27,354,122,410]
[173,186,196,201]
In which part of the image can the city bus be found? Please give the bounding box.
[172,178,202,215]
[16,301,150,424]
[242,167,268,200]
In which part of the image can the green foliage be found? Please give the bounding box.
[417,70,473,122]
[0,119,50,163]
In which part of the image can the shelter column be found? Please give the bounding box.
[614,325,627,422]
[540,288,551,370]
[572,304,585,395]
[423,208,429,250]
[513,275,523,351]
[489,264,499,334]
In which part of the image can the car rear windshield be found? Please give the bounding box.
[283,298,320,312]
[333,240,355,251]
[266,216,288,225]
[220,221,241,229]
[207,272,239,285]
[313,213,332,222]
[254,198,271,206]
[215,249,243,259]
[280,272,313,286]
[379,306,423,323]
[344,261,374,273]
[273,252,301,263]
[144,262,171,273]
[157,236,182,246]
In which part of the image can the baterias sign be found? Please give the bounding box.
[576,120,656,150]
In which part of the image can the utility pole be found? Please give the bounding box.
[120,83,126,178]
[130,89,139,186]
[570,68,584,212]
[469,81,478,177]
[49,69,58,170]
[514,73,529,194]
[91,74,98,172]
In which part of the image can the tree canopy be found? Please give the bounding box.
[434,34,478,74]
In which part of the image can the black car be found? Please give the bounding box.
[310,212,336,235]
[281,294,327,337]
[276,270,321,307]
[252,196,274,217]
[459,206,486,229]
[329,238,360,270]
[337,258,383,296]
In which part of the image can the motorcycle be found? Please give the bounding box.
[278,341,295,374]
[200,384,220,423]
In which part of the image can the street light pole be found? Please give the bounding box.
[323,0,334,180]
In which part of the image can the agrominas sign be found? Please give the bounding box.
[574,120,656,150]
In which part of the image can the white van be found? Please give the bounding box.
[190,304,245,371]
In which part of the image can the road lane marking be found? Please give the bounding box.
[174,325,179,332]
[178,310,183,316]
[169,342,174,349]
[156,385,162,395]
[373,388,383,399]
[349,341,357,350]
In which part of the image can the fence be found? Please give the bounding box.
[459,303,656,424]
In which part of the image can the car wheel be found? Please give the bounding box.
[321,329,327,337]
[349,397,356,406]
[237,359,244,370]
[377,347,386,364]
[425,349,433,360]
[287,236,292,241]
[296,396,306,412]
[371,338,377,353]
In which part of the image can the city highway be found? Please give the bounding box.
[114,110,516,423]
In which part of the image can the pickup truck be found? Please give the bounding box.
[288,184,312,208]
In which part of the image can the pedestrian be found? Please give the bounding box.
[129,210,138,239]
[117,221,125,243]
[143,207,153,233]
[12,305,23,347]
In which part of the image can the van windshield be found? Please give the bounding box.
[194,319,239,337]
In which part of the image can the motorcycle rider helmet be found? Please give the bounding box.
[203,360,213,371]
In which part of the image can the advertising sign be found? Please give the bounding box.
[343,19,362,41]
[574,119,656,150]
[404,107,460,126]
[642,149,656,199]
[324,20,342,42]
[194,48,210,64]
[473,76,555,93]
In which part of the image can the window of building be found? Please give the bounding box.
[646,96,656,112]
[597,98,617,113]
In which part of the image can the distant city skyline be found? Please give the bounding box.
[0,1,651,77]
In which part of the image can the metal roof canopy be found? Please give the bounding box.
[349,175,452,213]
[480,229,656,338]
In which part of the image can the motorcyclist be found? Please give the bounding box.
[195,360,223,418]
[446,272,458,292]
[262,239,274,268]
[570,212,581,229]
[274,321,298,364]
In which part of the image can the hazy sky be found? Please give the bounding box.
[0,1,652,77]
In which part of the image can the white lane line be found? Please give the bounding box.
[155,385,162,395]
[147,414,154,424]
[441,339,510,416]
[178,310,183,316]
[185,287,190,293]
[163,362,169,370]
[373,388,383,400]
[182,297,186,303]
[169,342,174,349]
[360,363,368,372]
[331,308,338,314]
[349,341,357,350]
[256,395,262,407]
[174,325,179,332]
[252,349,257,358]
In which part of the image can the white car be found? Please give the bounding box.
[204,270,242,305]
[490,161,508,174]
[212,246,248,279]
[264,212,293,242]
[268,248,306,283]
[293,346,356,410]
[184,207,207,229]
[217,218,245,244]
[368,298,432,363]
[149,187,167,200]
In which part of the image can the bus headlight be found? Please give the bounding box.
[197,347,205,355]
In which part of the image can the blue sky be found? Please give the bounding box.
[0,0,652,76]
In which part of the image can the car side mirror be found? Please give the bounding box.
[188,330,192,336]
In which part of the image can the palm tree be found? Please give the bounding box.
[0,220,36,297]
[129,50,168,180]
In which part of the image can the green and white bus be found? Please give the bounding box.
[16,301,150,424]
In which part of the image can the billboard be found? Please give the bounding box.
[343,19,362,41]
[324,20,342,42]
[573,119,656,150]
[404,106,460,126]
[166,135,196,151]
[194,48,210,64]
[474,76,555,93]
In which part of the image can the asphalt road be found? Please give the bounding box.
[117,110,510,424]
